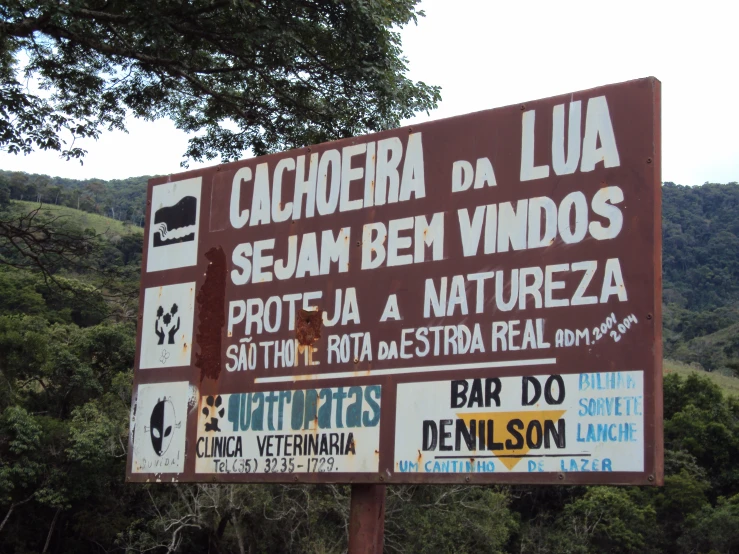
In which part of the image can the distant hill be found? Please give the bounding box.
[661,182,739,371]
[9,200,142,236]
[662,182,739,311]
[664,358,739,397]
[0,169,150,225]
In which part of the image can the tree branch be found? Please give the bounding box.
[0,494,35,535]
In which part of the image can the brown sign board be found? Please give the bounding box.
[127,77,662,485]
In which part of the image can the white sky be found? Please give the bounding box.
[0,0,736,186]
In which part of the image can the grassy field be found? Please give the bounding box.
[11,200,141,237]
[664,358,739,397]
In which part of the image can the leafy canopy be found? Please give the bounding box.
[0,0,440,162]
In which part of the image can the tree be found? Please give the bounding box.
[0,178,9,207]
[555,487,657,554]
[679,494,739,553]
[1,0,440,163]
[383,485,517,553]
[663,373,739,495]
[0,314,136,552]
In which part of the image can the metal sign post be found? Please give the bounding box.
[348,484,386,554]
[127,78,663,496]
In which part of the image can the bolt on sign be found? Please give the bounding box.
[127,77,663,485]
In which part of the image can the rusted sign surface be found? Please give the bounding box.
[127,77,663,485]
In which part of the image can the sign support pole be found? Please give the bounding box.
[348,484,386,554]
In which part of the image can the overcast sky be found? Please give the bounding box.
[0,0,735,186]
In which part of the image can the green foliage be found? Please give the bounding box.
[0,269,47,316]
[679,494,739,553]
[0,179,9,206]
[0,406,44,499]
[0,172,150,226]
[663,182,739,311]
[0,312,135,549]
[0,202,138,549]
[1,1,439,163]
[557,487,657,553]
[384,486,517,553]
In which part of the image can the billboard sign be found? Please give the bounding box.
[127,77,662,485]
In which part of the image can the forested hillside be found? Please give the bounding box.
[0,170,149,226]
[662,182,739,372]
[0,178,738,552]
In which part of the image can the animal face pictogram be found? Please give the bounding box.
[202,395,224,432]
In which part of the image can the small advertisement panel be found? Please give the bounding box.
[395,371,643,475]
